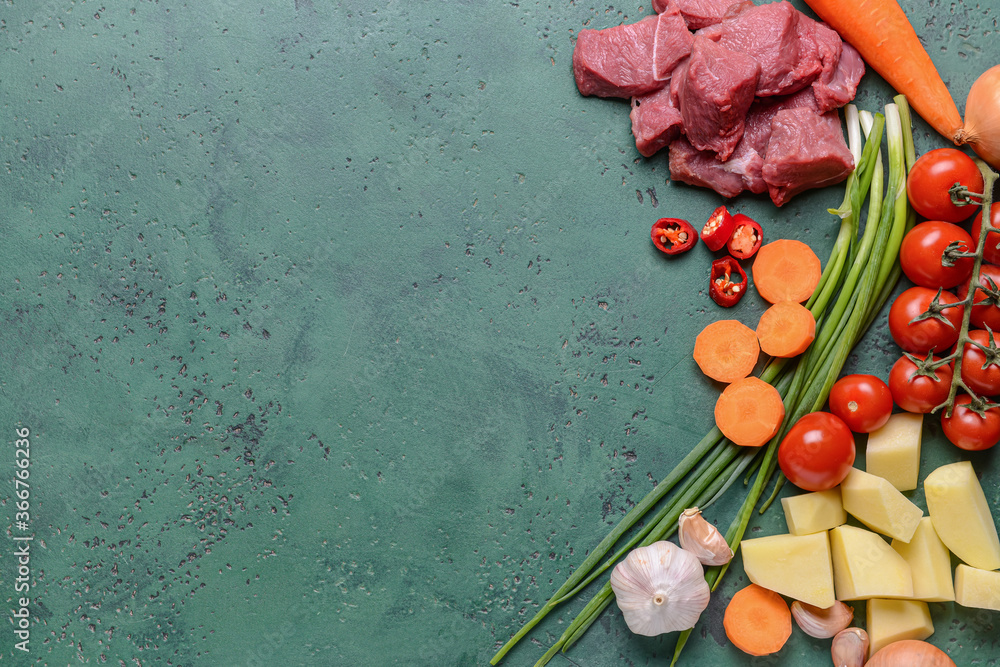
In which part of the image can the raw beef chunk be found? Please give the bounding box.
[731,89,818,194]
[668,137,748,198]
[673,89,839,200]
[656,0,752,30]
[742,88,819,155]
[668,136,763,198]
[728,140,768,194]
[698,1,821,97]
[762,108,854,206]
[630,86,684,157]
[580,0,862,205]
[677,36,760,160]
[813,42,865,112]
[573,16,664,98]
[668,57,688,106]
[653,3,694,80]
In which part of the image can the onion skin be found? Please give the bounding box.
[958,65,1000,169]
[866,640,957,667]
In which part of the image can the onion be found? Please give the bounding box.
[958,65,1000,168]
[866,639,957,667]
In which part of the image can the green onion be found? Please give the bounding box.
[490,97,915,667]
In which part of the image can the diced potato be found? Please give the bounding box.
[781,488,846,536]
[891,517,955,602]
[924,461,1000,570]
[830,525,913,600]
[740,532,835,608]
[840,468,923,542]
[954,564,1000,611]
[865,412,922,491]
[866,599,934,656]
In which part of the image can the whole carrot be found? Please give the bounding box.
[804,0,963,143]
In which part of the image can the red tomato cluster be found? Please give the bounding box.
[650,206,763,308]
[891,148,999,451]
[779,149,996,491]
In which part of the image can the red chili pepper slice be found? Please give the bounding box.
[726,213,763,259]
[710,256,748,307]
[650,218,698,255]
[702,205,736,252]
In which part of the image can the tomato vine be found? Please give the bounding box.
[914,160,1000,418]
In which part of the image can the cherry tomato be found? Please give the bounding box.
[778,412,856,492]
[828,374,894,433]
[899,221,975,289]
[941,394,1000,451]
[906,148,984,223]
[702,205,736,252]
[960,329,1000,396]
[651,218,698,255]
[956,263,1000,331]
[888,353,953,414]
[726,213,762,259]
[969,202,1000,265]
[887,286,964,354]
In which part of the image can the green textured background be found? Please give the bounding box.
[2,1,999,665]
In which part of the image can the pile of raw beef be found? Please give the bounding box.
[573,0,865,206]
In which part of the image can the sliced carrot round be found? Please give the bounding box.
[714,377,785,447]
[752,239,822,304]
[724,583,792,657]
[693,320,759,383]
[756,301,816,358]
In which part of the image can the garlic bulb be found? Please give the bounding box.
[678,507,734,566]
[609,540,711,636]
[791,600,853,638]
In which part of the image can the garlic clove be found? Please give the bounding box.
[610,540,711,636]
[791,600,853,638]
[831,627,869,667]
[678,507,734,566]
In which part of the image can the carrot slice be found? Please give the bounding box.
[693,320,759,383]
[803,0,963,143]
[756,301,816,358]
[714,376,785,447]
[752,239,822,304]
[724,583,792,657]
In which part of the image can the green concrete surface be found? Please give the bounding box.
[2,0,999,665]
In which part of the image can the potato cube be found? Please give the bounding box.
[781,488,846,536]
[830,525,913,600]
[865,412,922,491]
[840,468,923,542]
[740,532,835,608]
[891,517,955,602]
[955,564,1000,611]
[924,461,1000,570]
[866,599,934,655]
